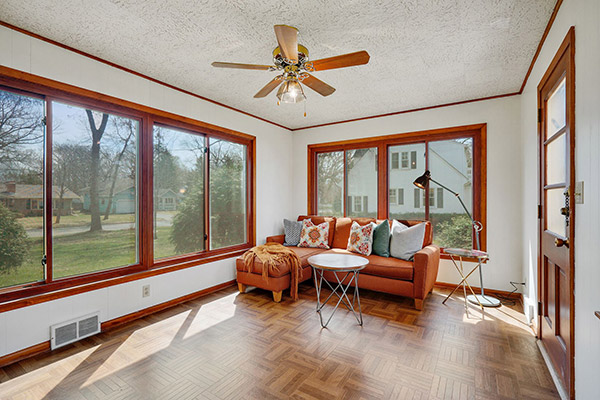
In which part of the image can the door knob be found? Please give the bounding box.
[560,207,569,216]
[555,238,569,248]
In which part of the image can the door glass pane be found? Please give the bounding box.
[389,143,425,220]
[0,90,45,288]
[428,138,473,248]
[547,78,566,138]
[209,138,246,249]
[546,133,566,185]
[153,125,205,259]
[346,148,377,217]
[546,188,566,237]
[52,102,138,278]
[317,151,343,217]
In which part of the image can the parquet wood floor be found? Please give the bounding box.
[0,284,559,400]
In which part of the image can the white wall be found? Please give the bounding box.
[0,25,293,357]
[519,0,600,398]
[291,96,523,291]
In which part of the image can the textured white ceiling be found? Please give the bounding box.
[1,0,556,129]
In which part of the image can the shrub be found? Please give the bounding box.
[0,203,29,272]
[435,214,473,249]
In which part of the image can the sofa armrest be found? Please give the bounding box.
[266,234,285,244]
[413,245,440,300]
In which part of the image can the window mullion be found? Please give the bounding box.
[204,135,210,251]
[424,141,430,221]
[44,99,53,284]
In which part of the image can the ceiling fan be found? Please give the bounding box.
[212,25,370,105]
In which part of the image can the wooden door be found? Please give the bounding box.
[537,27,575,398]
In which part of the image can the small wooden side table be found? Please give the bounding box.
[442,248,490,316]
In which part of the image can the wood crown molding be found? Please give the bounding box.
[0,0,564,132]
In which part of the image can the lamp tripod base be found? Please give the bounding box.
[467,294,501,307]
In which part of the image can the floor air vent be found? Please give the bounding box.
[50,312,100,350]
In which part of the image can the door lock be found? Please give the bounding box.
[554,237,569,248]
[560,207,569,216]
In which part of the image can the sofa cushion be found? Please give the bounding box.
[290,247,326,267]
[298,219,330,249]
[346,221,375,255]
[283,219,303,246]
[319,248,413,281]
[332,217,376,249]
[297,215,336,248]
[395,219,432,247]
[390,222,427,261]
[371,220,390,257]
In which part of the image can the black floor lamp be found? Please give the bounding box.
[413,170,500,307]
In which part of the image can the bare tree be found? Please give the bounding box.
[85,110,109,232]
[103,118,136,220]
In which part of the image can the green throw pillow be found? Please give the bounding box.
[371,221,390,257]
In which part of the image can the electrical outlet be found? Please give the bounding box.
[142,285,150,298]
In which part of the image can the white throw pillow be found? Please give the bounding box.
[390,222,426,261]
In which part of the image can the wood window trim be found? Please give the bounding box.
[307,123,487,257]
[0,65,256,308]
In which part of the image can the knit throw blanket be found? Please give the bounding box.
[242,242,302,301]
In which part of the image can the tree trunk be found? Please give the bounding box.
[55,165,67,224]
[86,110,109,232]
[103,126,133,220]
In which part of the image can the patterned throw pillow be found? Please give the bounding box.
[298,219,330,249]
[283,219,303,246]
[346,221,375,256]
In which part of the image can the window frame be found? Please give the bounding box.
[307,124,487,254]
[0,67,256,305]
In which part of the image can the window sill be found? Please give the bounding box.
[0,244,251,312]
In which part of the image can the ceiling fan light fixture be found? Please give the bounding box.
[276,78,306,103]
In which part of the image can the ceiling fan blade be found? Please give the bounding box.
[254,77,282,98]
[302,74,336,97]
[212,62,273,70]
[274,25,298,63]
[309,51,370,71]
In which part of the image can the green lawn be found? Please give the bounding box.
[17,212,137,230]
[0,226,177,288]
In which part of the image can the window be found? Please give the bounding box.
[52,101,139,279]
[401,152,409,168]
[414,188,421,208]
[437,188,444,208]
[0,89,45,289]
[346,148,377,217]
[0,70,255,301]
[209,138,247,249]
[389,189,397,204]
[391,152,399,169]
[308,124,485,251]
[153,124,205,259]
[316,151,343,216]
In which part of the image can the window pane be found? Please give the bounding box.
[0,90,45,288]
[52,102,138,278]
[428,138,473,248]
[546,132,566,185]
[346,148,377,217]
[153,125,205,259]
[546,188,566,237]
[209,138,246,249]
[547,78,566,138]
[389,143,425,220]
[317,151,343,217]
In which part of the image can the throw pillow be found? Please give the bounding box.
[346,221,375,256]
[371,220,390,257]
[283,219,302,246]
[298,219,330,249]
[390,222,426,261]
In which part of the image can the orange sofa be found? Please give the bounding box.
[236,215,440,309]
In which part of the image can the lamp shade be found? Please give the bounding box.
[276,79,306,103]
[413,170,431,189]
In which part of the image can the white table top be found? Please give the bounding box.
[444,248,489,259]
[308,253,369,271]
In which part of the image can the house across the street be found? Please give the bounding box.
[0,181,80,216]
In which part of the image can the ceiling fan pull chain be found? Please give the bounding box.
[304,101,307,117]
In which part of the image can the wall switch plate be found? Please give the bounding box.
[574,181,584,204]
[142,285,150,298]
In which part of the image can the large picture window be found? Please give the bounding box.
[0,70,255,302]
[308,125,486,251]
